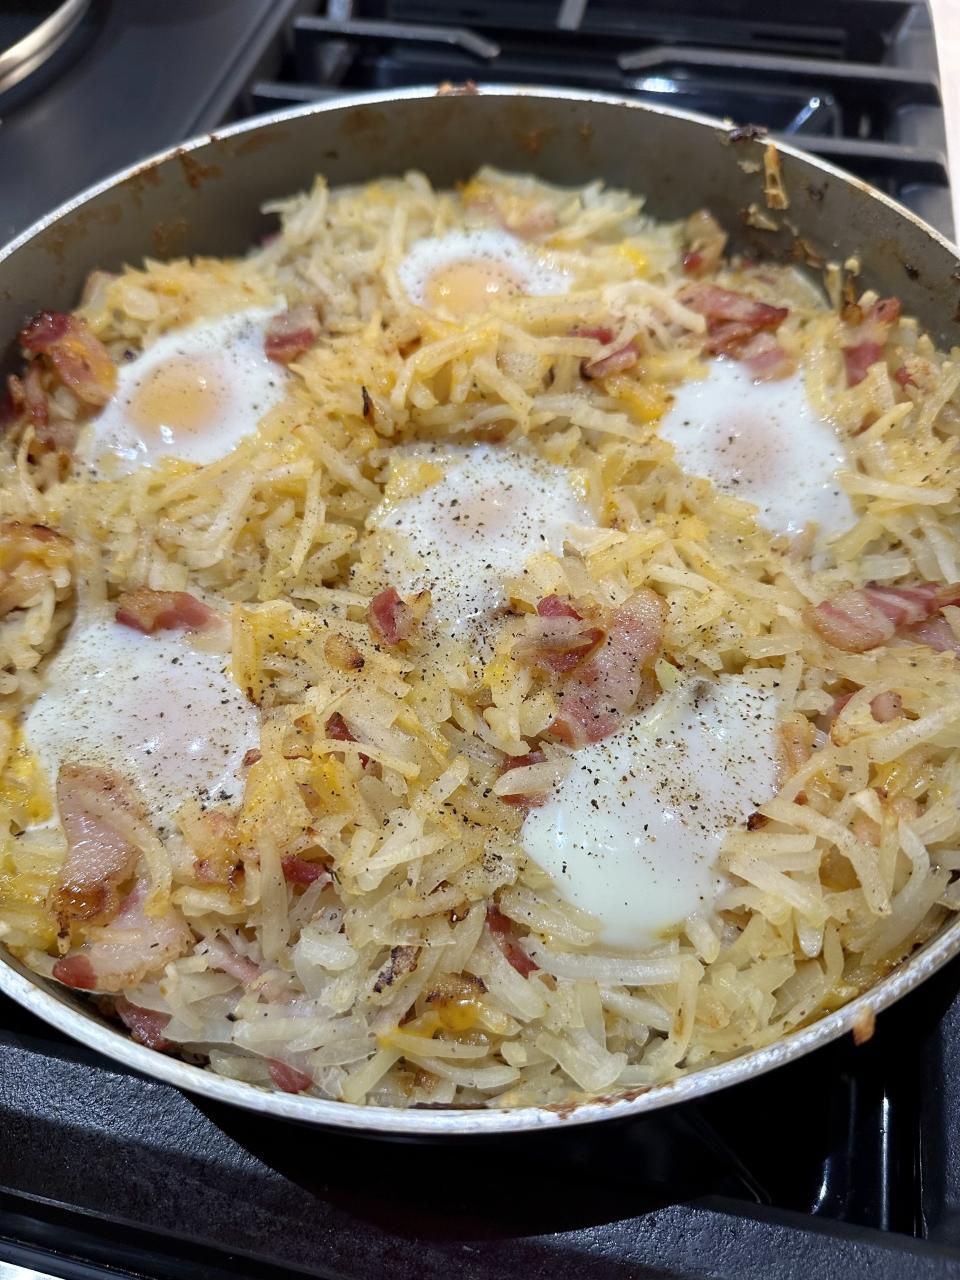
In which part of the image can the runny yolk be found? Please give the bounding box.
[128,357,225,444]
[425,258,524,314]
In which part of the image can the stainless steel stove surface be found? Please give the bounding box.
[2,4,959,1278]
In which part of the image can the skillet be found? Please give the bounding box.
[1,85,958,1136]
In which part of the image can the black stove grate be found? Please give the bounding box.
[233,0,952,237]
[4,955,960,1279]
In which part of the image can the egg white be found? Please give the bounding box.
[22,609,260,837]
[365,444,592,654]
[521,674,782,947]
[78,307,287,475]
[657,359,853,538]
[397,228,570,310]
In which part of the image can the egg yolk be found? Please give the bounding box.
[128,356,227,444]
[425,259,524,314]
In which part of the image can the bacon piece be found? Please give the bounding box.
[326,711,356,742]
[827,689,902,729]
[507,202,556,239]
[901,615,960,655]
[462,186,556,239]
[514,596,606,676]
[33,416,78,453]
[199,934,260,986]
[0,521,72,619]
[893,364,916,388]
[679,283,788,359]
[572,326,641,380]
[268,1059,313,1093]
[486,904,538,977]
[264,304,321,364]
[281,855,330,886]
[185,809,240,887]
[325,711,369,768]
[19,311,116,406]
[499,750,548,813]
[115,587,217,635]
[52,764,143,928]
[870,691,902,723]
[681,209,727,277]
[843,342,884,389]
[841,298,901,387]
[537,595,580,620]
[809,582,960,653]
[114,996,172,1051]
[52,880,192,993]
[6,365,51,429]
[518,589,666,747]
[367,586,414,646]
[52,955,96,989]
[736,330,795,382]
[585,341,640,380]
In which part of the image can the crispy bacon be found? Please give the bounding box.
[499,750,548,813]
[264,304,321,364]
[367,586,414,646]
[516,589,666,747]
[115,588,217,635]
[52,880,192,993]
[281,855,330,886]
[19,311,116,406]
[52,764,143,928]
[736,330,795,382]
[679,283,788,360]
[841,298,901,387]
[114,996,172,1051]
[809,581,960,653]
[681,209,728,277]
[268,1059,313,1093]
[486,903,538,977]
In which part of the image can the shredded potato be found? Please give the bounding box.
[1,166,960,1110]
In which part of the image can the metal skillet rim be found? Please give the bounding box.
[1,85,959,1136]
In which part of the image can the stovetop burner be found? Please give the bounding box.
[1,3,958,1277]
[0,0,90,109]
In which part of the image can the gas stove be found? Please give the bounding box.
[1,4,958,1279]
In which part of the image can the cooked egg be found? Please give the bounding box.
[657,359,853,538]
[521,675,781,947]
[366,444,591,652]
[397,229,569,314]
[22,609,259,836]
[77,308,287,475]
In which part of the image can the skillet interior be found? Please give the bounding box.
[1,86,959,1136]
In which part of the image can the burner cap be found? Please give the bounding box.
[0,0,89,98]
